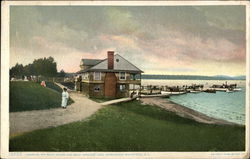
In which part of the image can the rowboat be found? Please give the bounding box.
[226,89,234,93]
[213,88,228,92]
[233,88,242,91]
[161,91,186,95]
[189,90,201,93]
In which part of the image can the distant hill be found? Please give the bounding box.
[141,74,246,80]
[231,75,246,80]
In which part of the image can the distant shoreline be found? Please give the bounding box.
[140,74,246,80]
[141,78,246,81]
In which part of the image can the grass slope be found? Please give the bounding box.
[46,82,64,93]
[59,82,75,90]
[9,101,245,151]
[10,81,73,112]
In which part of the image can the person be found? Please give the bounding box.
[61,88,69,109]
[40,81,46,87]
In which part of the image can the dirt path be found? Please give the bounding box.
[10,92,102,136]
[141,97,237,125]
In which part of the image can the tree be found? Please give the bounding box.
[10,57,58,77]
[58,69,66,77]
[10,63,24,77]
[23,64,35,76]
[32,57,58,77]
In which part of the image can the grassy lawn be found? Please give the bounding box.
[59,82,75,90]
[10,100,245,151]
[10,81,73,112]
[46,81,64,93]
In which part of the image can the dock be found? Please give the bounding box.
[99,82,242,106]
[140,94,170,98]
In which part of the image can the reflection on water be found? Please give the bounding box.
[142,79,246,125]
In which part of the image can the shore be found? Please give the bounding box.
[140,97,238,125]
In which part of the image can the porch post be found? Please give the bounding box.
[139,73,141,97]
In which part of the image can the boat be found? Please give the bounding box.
[161,91,186,95]
[189,90,201,93]
[226,89,234,93]
[214,88,228,92]
[204,89,216,93]
[211,83,239,92]
[233,88,242,91]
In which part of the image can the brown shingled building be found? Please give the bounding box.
[76,51,143,98]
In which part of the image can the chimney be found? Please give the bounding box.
[107,51,114,69]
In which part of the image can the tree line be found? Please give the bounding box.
[10,57,66,78]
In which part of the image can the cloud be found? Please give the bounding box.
[105,7,139,35]
[10,6,246,76]
[194,6,246,31]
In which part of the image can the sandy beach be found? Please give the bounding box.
[140,97,238,125]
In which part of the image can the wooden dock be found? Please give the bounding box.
[140,94,170,98]
[101,96,137,106]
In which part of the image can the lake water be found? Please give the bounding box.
[141,79,246,125]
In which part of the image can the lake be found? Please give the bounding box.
[141,79,246,125]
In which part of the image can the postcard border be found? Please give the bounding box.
[1,1,250,159]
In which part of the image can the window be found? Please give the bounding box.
[119,72,126,80]
[94,72,101,80]
[94,85,101,92]
[130,74,136,80]
[82,73,89,80]
[119,84,126,91]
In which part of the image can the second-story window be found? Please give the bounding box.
[94,72,101,80]
[82,73,89,80]
[119,72,126,80]
[130,74,136,80]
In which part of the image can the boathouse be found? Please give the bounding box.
[76,51,143,98]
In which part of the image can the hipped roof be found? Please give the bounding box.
[81,59,103,66]
[77,54,143,74]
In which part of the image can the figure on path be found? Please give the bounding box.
[40,81,46,87]
[61,88,69,109]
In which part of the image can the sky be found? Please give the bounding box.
[10,5,246,76]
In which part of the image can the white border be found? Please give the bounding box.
[245,2,250,159]
[1,1,250,159]
[1,1,10,158]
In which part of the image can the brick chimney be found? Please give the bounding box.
[107,51,114,69]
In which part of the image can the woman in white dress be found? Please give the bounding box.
[61,88,69,109]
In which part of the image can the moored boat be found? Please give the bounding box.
[161,91,186,95]
[204,89,216,93]
[189,90,201,93]
[233,88,242,91]
[226,89,234,93]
